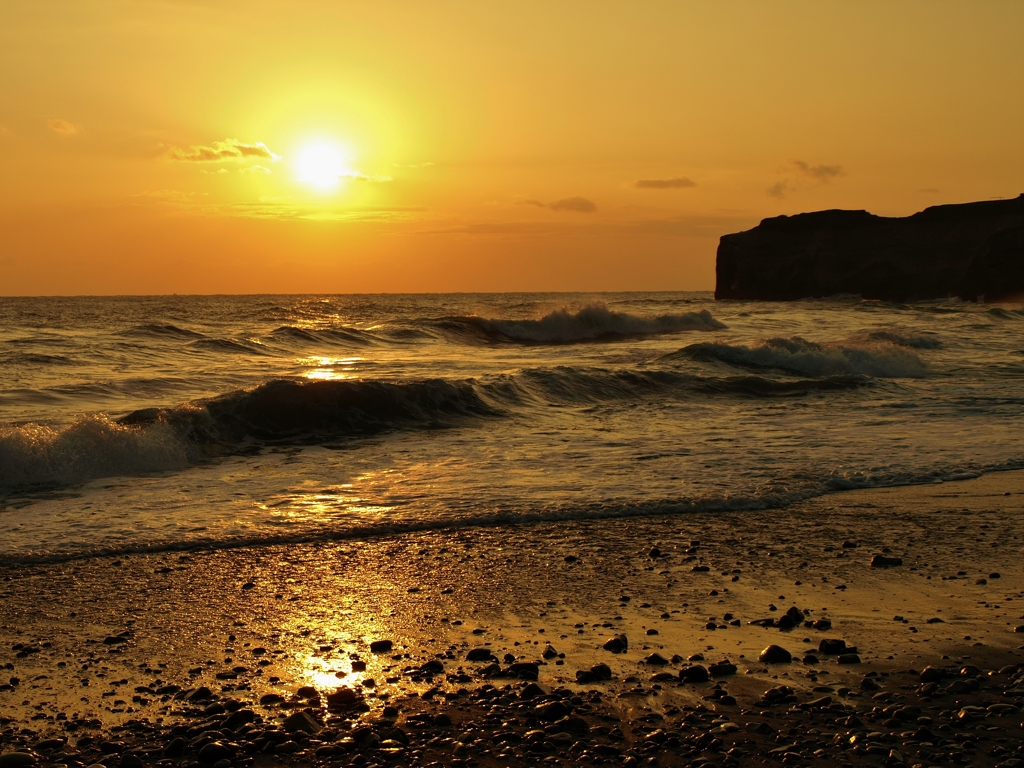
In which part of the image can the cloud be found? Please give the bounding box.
[48,119,79,135]
[241,165,273,174]
[549,196,597,213]
[417,212,756,238]
[634,177,697,189]
[765,160,844,198]
[792,160,843,182]
[347,172,393,183]
[522,196,597,213]
[165,138,279,162]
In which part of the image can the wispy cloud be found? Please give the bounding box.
[417,212,755,238]
[634,177,696,189]
[48,119,79,136]
[792,160,843,182]
[766,160,844,198]
[523,196,597,213]
[240,165,273,174]
[134,189,421,222]
[165,138,279,162]
[346,172,393,183]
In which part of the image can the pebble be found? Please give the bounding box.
[759,645,792,663]
[0,755,37,768]
[602,634,628,653]
[870,554,903,568]
[369,639,393,653]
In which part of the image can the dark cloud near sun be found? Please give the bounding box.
[528,196,597,213]
[165,138,279,162]
[634,177,696,189]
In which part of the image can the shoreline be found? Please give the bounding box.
[2,471,1023,766]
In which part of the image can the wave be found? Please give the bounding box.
[667,337,930,378]
[433,303,725,344]
[854,329,942,349]
[270,325,379,347]
[188,338,271,355]
[1,352,79,366]
[0,366,865,495]
[0,415,192,493]
[5,459,1019,565]
[119,324,205,339]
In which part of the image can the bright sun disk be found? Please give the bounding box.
[296,142,350,190]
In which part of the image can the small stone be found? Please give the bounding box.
[602,634,628,653]
[283,710,321,734]
[709,661,737,676]
[644,653,669,666]
[759,645,792,664]
[818,638,847,655]
[197,742,231,766]
[679,665,709,683]
[870,555,903,568]
[369,639,393,653]
[837,653,861,664]
[466,648,494,661]
[0,755,37,768]
[520,682,547,700]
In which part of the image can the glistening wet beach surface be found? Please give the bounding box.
[2,472,1023,766]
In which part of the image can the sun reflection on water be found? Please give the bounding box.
[302,355,362,381]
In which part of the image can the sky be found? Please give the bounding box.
[1,1,1022,295]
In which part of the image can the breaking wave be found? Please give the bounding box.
[668,337,930,378]
[0,366,866,495]
[435,304,725,344]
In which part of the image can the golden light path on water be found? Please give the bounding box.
[302,356,363,381]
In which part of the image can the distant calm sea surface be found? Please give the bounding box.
[2,293,1022,562]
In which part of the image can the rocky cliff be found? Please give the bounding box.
[715,194,1024,301]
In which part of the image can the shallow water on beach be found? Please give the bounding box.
[2,292,1023,561]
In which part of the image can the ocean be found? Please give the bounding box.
[1,292,1022,563]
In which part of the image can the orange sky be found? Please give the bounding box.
[2,1,1022,295]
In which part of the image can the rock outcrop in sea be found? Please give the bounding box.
[716,194,1024,301]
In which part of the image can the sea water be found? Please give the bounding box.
[1,292,1022,562]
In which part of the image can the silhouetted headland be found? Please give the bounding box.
[716,193,1024,302]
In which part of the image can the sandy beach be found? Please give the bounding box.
[2,471,1023,767]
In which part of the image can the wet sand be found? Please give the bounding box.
[1,471,1023,766]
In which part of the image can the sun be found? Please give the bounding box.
[295,142,351,190]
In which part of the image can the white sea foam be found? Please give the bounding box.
[673,336,930,378]
[472,303,725,343]
[0,415,191,492]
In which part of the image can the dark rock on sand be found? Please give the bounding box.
[709,661,737,676]
[818,638,848,655]
[369,639,393,653]
[715,195,1024,301]
[0,755,37,768]
[759,645,792,664]
[197,742,232,765]
[466,648,494,661]
[679,665,710,683]
[602,634,628,653]
[644,653,669,666]
[870,555,903,568]
[837,653,862,664]
[325,686,363,710]
[283,710,321,734]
